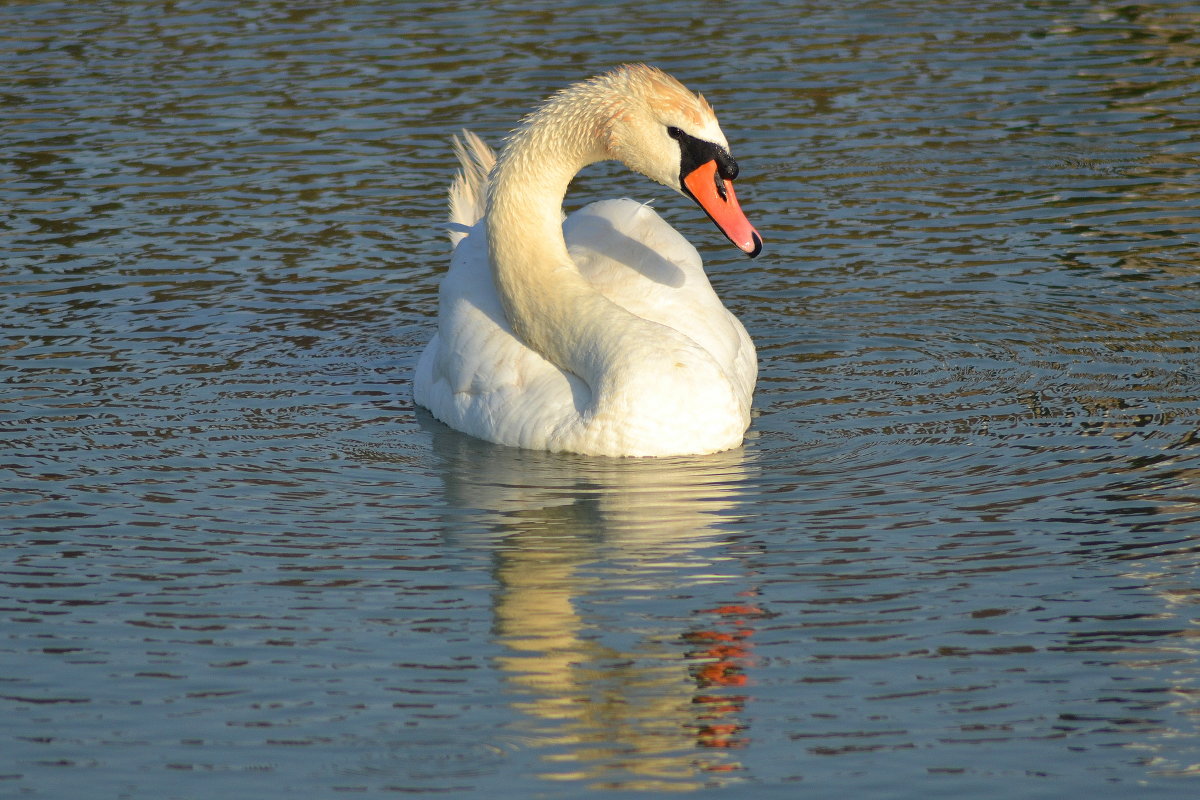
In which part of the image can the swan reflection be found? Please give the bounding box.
[428,418,765,790]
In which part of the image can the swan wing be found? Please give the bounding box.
[446,131,495,247]
[565,198,757,402]
[414,222,588,450]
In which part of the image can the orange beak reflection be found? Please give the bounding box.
[683,160,762,257]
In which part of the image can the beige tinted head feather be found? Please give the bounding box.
[493,64,738,211]
[501,64,725,169]
[569,64,730,191]
[611,64,713,124]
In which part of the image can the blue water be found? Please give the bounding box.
[3,1,1199,797]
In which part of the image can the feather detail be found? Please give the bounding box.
[447,130,496,247]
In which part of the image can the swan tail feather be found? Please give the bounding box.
[447,130,495,247]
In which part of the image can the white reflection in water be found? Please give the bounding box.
[427,416,764,789]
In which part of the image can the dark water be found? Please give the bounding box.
[3,1,1199,797]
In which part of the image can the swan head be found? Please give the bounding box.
[599,65,763,258]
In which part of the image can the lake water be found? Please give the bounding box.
[3,1,1199,797]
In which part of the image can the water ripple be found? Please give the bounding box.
[3,0,1200,797]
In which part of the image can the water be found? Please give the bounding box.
[3,0,1199,797]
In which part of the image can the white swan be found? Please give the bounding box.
[413,64,762,457]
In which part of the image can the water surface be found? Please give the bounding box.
[3,1,1199,798]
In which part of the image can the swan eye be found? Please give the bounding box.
[666,126,684,140]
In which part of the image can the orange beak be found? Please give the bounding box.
[683,160,762,257]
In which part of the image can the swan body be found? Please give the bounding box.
[413,65,762,457]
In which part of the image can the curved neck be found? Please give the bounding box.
[485,93,633,384]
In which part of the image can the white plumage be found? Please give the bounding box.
[414,65,759,457]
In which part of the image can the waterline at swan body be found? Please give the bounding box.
[413,65,762,457]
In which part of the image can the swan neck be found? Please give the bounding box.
[485,98,613,375]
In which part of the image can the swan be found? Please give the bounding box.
[413,64,762,457]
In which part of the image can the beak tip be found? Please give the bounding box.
[742,231,763,258]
